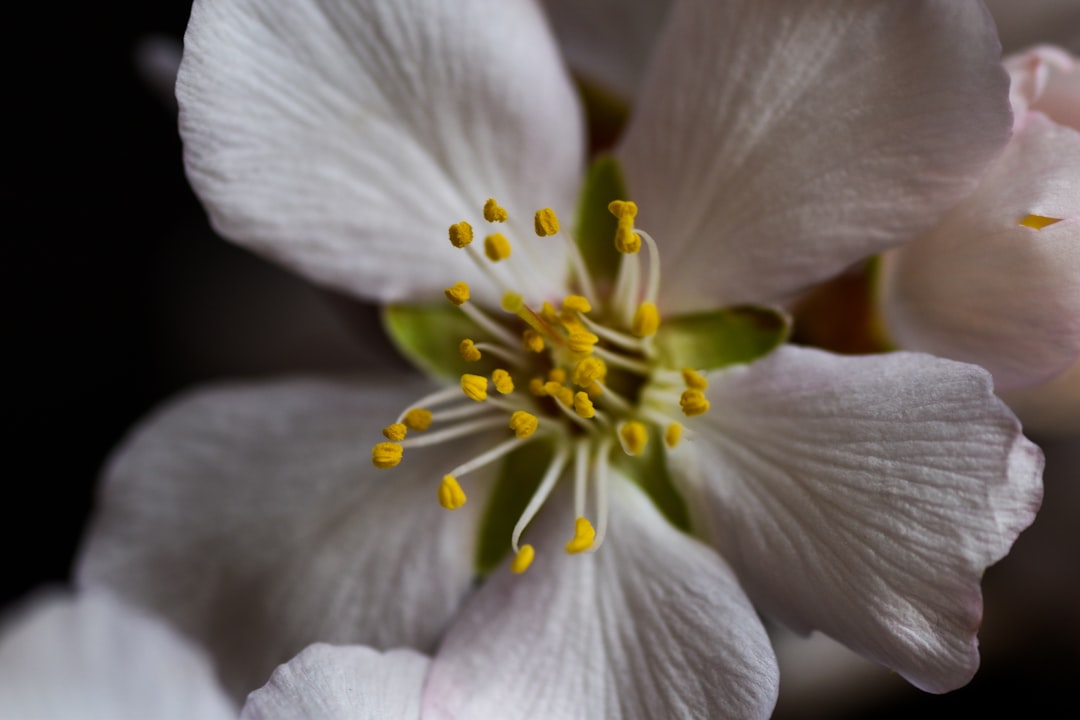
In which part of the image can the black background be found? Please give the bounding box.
[6,2,1077,717]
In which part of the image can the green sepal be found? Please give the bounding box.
[655,305,790,370]
[382,303,503,381]
[474,438,555,576]
[613,428,691,534]
[573,154,628,299]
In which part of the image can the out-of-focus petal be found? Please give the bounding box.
[668,346,1043,693]
[178,0,584,306]
[998,356,1080,436]
[77,375,497,698]
[1005,45,1079,130]
[617,0,1011,311]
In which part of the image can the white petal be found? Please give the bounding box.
[423,478,778,720]
[878,115,1080,390]
[617,0,1012,311]
[77,375,498,698]
[0,591,234,720]
[668,346,1043,693]
[1004,45,1079,131]
[178,0,584,306]
[241,644,427,720]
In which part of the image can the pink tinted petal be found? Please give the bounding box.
[878,115,1080,390]
[423,479,779,720]
[1005,45,1080,131]
[617,0,1012,311]
[77,376,496,699]
[668,346,1043,693]
[179,0,583,306]
[241,645,427,720]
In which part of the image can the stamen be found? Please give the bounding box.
[1020,213,1062,230]
[508,410,539,438]
[573,392,595,419]
[573,438,590,518]
[512,445,572,553]
[456,300,521,348]
[577,314,649,353]
[665,423,683,448]
[444,282,471,306]
[438,475,467,510]
[461,374,489,402]
[587,437,613,553]
[492,369,515,394]
[483,198,508,223]
[543,381,575,407]
[459,339,482,362]
[609,200,641,254]
[632,302,660,338]
[534,208,560,237]
[679,389,711,416]
[565,516,596,554]
[590,345,652,375]
[636,229,663,305]
[474,341,526,368]
[403,408,433,431]
[618,421,648,456]
[522,329,545,353]
[448,221,474,248]
[572,357,607,388]
[484,233,512,262]
[562,295,591,314]
[502,292,558,343]
[566,329,600,355]
[510,544,535,574]
[382,423,407,441]
[398,416,507,449]
[682,368,708,390]
[448,435,533,479]
[372,442,403,469]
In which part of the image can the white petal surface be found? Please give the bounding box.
[0,590,234,720]
[77,375,498,699]
[1005,45,1079,131]
[668,347,1043,693]
[617,0,1012,311]
[878,115,1080,390]
[423,479,778,720]
[179,0,584,307]
[241,644,427,720]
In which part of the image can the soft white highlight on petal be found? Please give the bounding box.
[241,644,427,720]
[423,479,779,720]
[541,0,671,100]
[668,347,1043,693]
[77,376,496,698]
[1005,45,1079,131]
[878,115,1080,390]
[0,590,234,720]
[178,0,584,306]
[617,0,1012,311]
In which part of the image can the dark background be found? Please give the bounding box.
[6,1,1077,717]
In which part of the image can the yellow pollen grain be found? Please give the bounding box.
[1019,213,1062,230]
[501,291,524,313]
[438,475,467,510]
[529,377,547,396]
[509,410,539,438]
[544,381,574,406]
[572,356,607,387]
[682,368,708,391]
[565,516,596,554]
[483,198,508,223]
[492,368,515,394]
[608,200,638,220]
[522,329,545,353]
[372,442,403,469]
[534,208,560,237]
[382,423,407,441]
[511,544,535,574]
[665,423,683,448]
[562,295,591,314]
[619,421,648,456]
[403,408,433,431]
[573,392,595,419]
[680,389,711,416]
[449,221,474,248]
[459,338,482,362]
[484,233,512,262]
[566,330,599,355]
[632,302,660,337]
[461,374,488,402]
[444,282,470,306]
[615,224,641,254]
[548,368,567,384]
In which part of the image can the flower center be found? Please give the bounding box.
[371,197,710,574]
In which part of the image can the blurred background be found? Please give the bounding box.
[6,0,1077,717]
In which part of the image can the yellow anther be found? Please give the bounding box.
[680,389,711,416]
[608,200,638,220]
[615,225,642,254]
[403,408,433,431]
[509,410,539,438]
[445,282,470,306]
[548,368,567,384]
[1019,213,1062,230]
[492,368,515,394]
[572,356,607,387]
[438,475,467,510]
[501,291,524,312]
[459,338,482,362]
[566,329,599,355]
[534,208,560,237]
[619,421,648,456]
[372,442,403,469]
[632,302,660,337]
[449,221,474,248]
[540,301,559,325]
[483,198,508,223]
[682,368,708,390]
[544,381,574,406]
[484,233,512,262]
[511,544,535,574]
[522,329,545,353]
[461,374,488,402]
[565,516,596,554]
[665,423,683,448]
[573,392,595,419]
[382,423,407,441]
[562,295,591,314]
[529,377,547,396]
[586,381,603,398]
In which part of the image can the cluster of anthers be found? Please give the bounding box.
[371,197,711,574]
